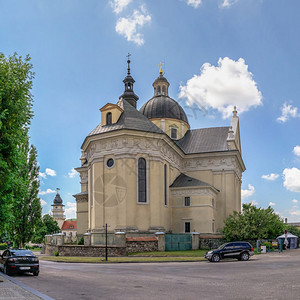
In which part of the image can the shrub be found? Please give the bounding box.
[0,243,7,250]
[78,237,84,245]
[54,251,59,256]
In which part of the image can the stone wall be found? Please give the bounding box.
[45,244,126,257]
[199,235,225,249]
[126,237,158,253]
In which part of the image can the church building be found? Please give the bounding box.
[74,58,245,243]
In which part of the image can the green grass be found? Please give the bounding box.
[39,255,206,263]
[128,250,207,257]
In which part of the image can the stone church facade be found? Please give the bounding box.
[74,59,245,243]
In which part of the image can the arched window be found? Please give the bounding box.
[106,112,112,125]
[157,86,161,95]
[138,158,147,203]
[164,164,168,206]
[162,86,166,95]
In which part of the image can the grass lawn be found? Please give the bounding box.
[38,250,208,263]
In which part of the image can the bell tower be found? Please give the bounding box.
[51,189,66,228]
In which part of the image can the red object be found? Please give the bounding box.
[61,220,77,230]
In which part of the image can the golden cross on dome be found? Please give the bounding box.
[158,61,164,75]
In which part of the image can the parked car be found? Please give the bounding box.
[0,249,39,276]
[205,241,254,262]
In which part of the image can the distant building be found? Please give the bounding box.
[61,220,77,237]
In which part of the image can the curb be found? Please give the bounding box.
[0,272,55,300]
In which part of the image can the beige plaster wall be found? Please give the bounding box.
[150,118,189,140]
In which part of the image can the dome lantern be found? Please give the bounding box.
[153,62,170,97]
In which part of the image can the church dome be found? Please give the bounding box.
[139,95,189,124]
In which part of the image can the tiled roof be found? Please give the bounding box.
[170,173,215,189]
[61,220,77,230]
[176,127,230,154]
[88,99,164,137]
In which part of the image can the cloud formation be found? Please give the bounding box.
[283,168,300,192]
[65,202,76,219]
[39,188,56,196]
[68,168,78,178]
[115,5,151,46]
[261,173,279,181]
[110,0,131,14]
[269,202,276,206]
[293,145,300,157]
[241,184,255,199]
[179,57,262,119]
[186,0,202,8]
[277,103,299,123]
[292,199,298,204]
[220,0,238,8]
[40,199,47,206]
[39,168,56,179]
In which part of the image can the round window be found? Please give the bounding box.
[106,158,114,168]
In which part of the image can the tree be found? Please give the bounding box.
[32,215,61,244]
[223,203,285,241]
[284,224,300,238]
[8,143,42,248]
[0,53,34,234]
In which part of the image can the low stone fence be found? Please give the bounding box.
[126,237,158,253]
[199,234,225,249]
[45,244,126,257]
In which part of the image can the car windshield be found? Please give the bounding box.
[217,243,228,250]
[11,250,34,257]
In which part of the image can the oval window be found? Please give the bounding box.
[106,158,114,168]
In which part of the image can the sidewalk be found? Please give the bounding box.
[0,273,54,300]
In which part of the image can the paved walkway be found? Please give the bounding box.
[0,273,54,300]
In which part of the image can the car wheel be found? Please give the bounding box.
[211,254,220,262]
[33,271,39,276]
[240,252,249,261]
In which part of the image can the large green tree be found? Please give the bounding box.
[8,142,42,247]
[223,203,285,241]
[0,53,34,234]
[32,214,61,244]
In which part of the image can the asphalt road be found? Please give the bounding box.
[11,250,300,300]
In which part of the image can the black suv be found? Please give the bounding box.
[205,241,254,262]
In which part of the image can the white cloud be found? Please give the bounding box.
[283,168,300,192]
[261,173,279,181]
[293,145,300,157]
[186,0,202,8]
[292,199,298,204]
[68,168,78,178]
[65,202,76,219]
[220,0,238,8]
[110,0,131,14]
[39,188,56,196]
[39,168,56,179]
[179,57,262,119]
[277,102,299,123]
[241,184,255,199]
[39,172,47,179]
[40,199,47,206]
[115,6,151,46]
[45,168,56,176]
[269,202,276,206]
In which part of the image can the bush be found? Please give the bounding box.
[0,243,7,250]
[78,237,84,245]
[54,251,59,256]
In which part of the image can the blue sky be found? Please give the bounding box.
[1,0,300,221]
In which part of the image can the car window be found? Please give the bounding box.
[11,250,34,257]
[2,250,9,257]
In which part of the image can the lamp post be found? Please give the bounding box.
[105,223,108,261]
